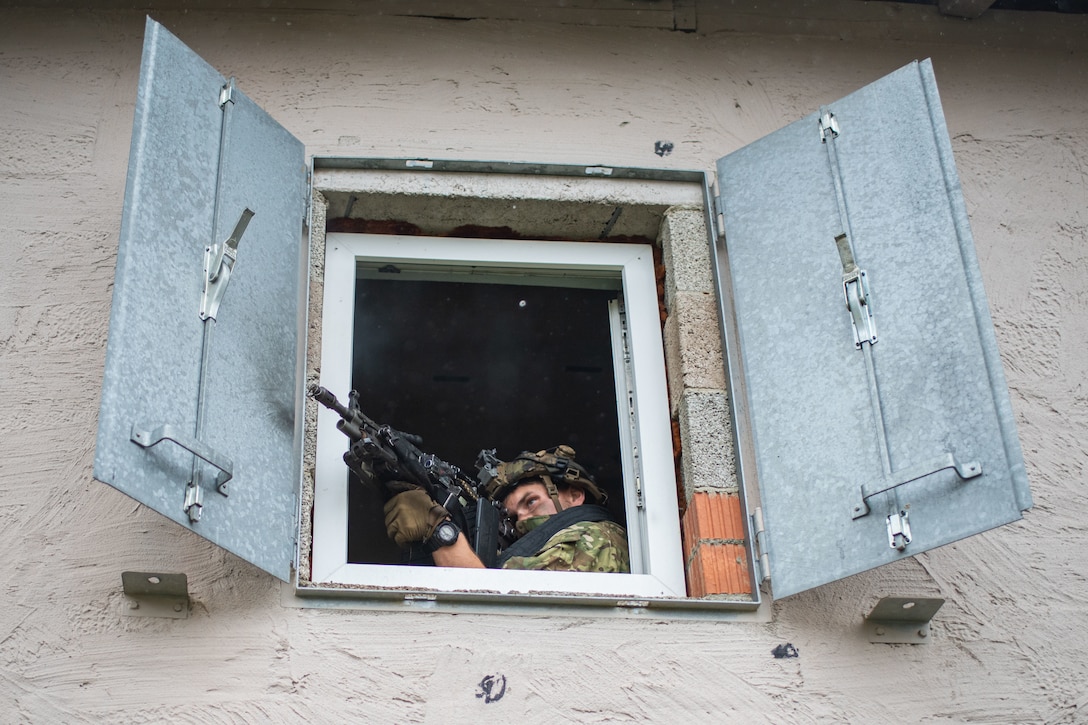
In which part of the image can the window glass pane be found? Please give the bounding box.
[347,275,625,564]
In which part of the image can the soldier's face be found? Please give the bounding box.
[502,480,585,522]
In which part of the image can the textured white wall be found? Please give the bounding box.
[2,4,1086,721]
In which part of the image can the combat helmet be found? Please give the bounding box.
[476,445,608,512]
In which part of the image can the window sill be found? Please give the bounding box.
[308,560,688,599]
[284,577,767,621]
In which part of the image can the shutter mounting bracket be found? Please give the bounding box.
[865,596,944,644]
[121,571,190,619]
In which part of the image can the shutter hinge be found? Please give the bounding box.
[711,180,726,242]
[819,111,840,142]
[751,507,770,584]
[303,166,313,227]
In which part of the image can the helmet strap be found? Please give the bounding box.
[541,474,565,513]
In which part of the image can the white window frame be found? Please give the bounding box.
[312,232,686,598]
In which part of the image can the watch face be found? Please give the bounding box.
[436,521,458,545]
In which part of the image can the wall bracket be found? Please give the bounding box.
[121,572,190,619]
[865,596,944,644]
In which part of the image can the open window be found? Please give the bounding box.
[311,234,685,597]
[93,18,1030,611]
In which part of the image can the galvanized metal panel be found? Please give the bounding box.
[94,18,306,581]
[714,60,1031,598]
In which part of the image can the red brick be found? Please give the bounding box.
[686,542,752,596]
[683,490,746,542]
[681,491,751,597]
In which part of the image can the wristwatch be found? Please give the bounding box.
[425,518,461,553]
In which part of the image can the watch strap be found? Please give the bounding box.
[425,518,461,553]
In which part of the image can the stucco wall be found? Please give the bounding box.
[2,3,1086,721]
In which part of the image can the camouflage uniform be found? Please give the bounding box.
[500,515,630,573]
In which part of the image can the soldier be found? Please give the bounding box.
[383,446,630,572]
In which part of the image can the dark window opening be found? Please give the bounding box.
[346,274,626,565]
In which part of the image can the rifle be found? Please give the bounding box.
[308,384,510,567]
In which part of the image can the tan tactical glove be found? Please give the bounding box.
[383,486,450,547]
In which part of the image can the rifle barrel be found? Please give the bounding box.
[308,384,351,418]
